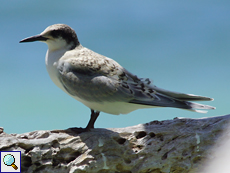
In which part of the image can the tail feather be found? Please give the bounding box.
[130,92,215,113]
[126,77,215,113]
[151,85,213,101]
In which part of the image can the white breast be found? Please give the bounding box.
[45,49,67,92]
[45,48,94,107]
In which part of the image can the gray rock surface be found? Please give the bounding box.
[1,115,230,173]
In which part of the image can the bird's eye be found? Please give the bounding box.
[50,30,61,38]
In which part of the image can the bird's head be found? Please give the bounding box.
[20,24,80,51]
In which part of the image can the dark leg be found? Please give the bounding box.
[85,109,100,131]
[63,109,100,133]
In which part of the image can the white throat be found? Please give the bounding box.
[45,38,68,51]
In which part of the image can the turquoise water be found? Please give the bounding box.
[0,1,229,134]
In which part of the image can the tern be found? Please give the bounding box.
[20,24,215,132]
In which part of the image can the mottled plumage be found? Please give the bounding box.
[20,24,215,131]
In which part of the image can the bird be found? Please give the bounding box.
[20,24,215,132]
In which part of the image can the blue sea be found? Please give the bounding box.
[0,1,229,134]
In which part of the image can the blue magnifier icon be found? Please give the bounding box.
[3,154,18,170]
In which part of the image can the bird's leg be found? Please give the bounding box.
[65,109,100,134]
[85,109,100,131]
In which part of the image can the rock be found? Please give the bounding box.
[0,127,3,134]
[0,114,230,173]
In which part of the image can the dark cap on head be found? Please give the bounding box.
[20,24,80,50]
[49,24,80,48]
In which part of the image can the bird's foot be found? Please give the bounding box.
[67,127,92,133]
[51,127,92,135]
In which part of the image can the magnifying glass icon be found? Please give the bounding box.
[3,154,18,170]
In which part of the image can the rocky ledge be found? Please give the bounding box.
[1,114,230,173]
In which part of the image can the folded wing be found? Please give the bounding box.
[57,54,215,113]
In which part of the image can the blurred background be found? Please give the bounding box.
[0,1,229,134]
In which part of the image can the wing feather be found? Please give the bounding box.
[57,56,134,102]
[57,51,215,112]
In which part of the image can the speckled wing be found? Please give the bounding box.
[57,54,137,103]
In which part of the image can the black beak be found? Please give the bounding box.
[19,35,48,43]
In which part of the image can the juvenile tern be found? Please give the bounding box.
[20,24,215,131]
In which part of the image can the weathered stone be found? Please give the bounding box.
[0,114,230,173]
[0,127,3,134]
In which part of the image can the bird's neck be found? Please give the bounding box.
[45,44,83,68]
